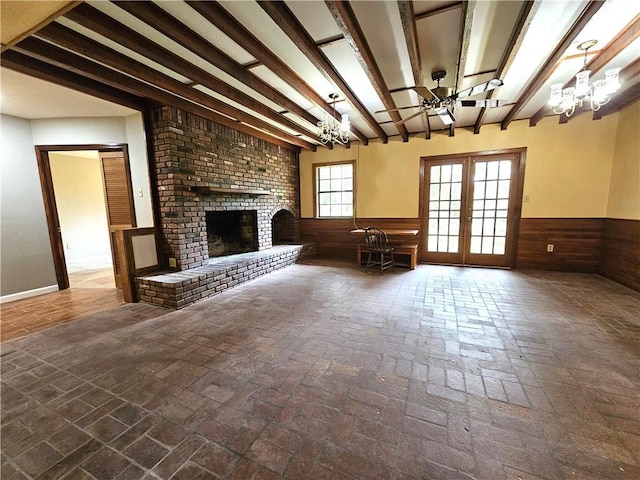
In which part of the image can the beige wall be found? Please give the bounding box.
[49,152,112,260]
[301,110,623,219]
[606,101,640,220]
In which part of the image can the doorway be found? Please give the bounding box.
[420,149,526,268]
[35,144,136,290]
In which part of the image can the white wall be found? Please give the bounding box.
[126,114,154,227]
[31,114,154,227]
[1,113,154,299]
[1,115,57,296]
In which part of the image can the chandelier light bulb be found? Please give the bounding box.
[574,70,591,99]
[604,67,621,94]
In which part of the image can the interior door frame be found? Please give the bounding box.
[35,143,135,290]
[419,147,527,268]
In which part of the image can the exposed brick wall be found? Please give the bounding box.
[150,105,300,270]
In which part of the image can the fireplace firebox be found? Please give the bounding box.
[206,210,258,257]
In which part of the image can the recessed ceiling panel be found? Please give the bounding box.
[499,0,588,104]
[321,41,385,114]
[464,1,524,78]
[349,1,415,90]
[219,0,334,98]
[416,6,461,90]
[53,17,192,84]
[285,0,341,42]
[154,1,256,66]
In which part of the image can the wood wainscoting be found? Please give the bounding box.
[599,218,640,291]
[300,218,420,259]
[516,218,603,272]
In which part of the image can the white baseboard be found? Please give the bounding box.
[1,285,59,304]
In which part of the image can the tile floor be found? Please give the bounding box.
[1,259,639,480]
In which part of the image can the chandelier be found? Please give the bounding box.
[548,40,621,117]
[318,93,350,145]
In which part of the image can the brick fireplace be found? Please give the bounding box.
[150,105,301,270]
[135,106,313,308]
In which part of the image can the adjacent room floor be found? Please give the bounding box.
[2,259,639,480]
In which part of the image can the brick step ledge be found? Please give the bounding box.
[135,244,316,309]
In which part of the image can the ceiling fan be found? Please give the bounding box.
[377,70,506,126]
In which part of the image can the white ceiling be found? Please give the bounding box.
[0,68,137,119]
[1,0,639,149]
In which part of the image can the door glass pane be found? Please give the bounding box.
[470,236,481,253]
[427,163,462,253]
[499,161,511,179]
[470,159,512,256]
[487,161,499,180]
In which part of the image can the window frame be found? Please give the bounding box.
[313,160,356,219]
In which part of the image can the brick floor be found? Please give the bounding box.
[2,260,639,479]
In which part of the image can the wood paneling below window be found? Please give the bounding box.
[300,218,420,259]
[599,218,640,292]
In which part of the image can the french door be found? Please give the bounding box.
[421,150,525,267]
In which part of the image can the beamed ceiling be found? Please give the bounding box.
[1,0,639,151]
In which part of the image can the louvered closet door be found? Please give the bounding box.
[100,151,136,288]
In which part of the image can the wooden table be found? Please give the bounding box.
[350,229,419,236]
[351,229,420,269]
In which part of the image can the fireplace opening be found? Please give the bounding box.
[272,209,297,245]
[206,210,258,257]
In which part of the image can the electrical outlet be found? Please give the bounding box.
[547,244,554,252]
[169,257,177,268]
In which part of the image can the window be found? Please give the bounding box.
[315,162,354,218]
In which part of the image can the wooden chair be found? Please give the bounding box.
[364,227,395,273]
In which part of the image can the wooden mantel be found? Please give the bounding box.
[187,185,271,196]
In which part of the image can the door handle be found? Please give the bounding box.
[466,217,472,222]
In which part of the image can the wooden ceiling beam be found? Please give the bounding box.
[326,1,408,142]
[398,1,430,140]
[531,14,640,126]
[449,0,472,138]
[593,80,640,120]
[11,37,307,151]
[32,24,314,149]
[66,3,320,135]
[474,1,537,134]
[0,50,146,111]
[259,0,387,144]
[109,3,318,142]
[415,2,462,22]
[501,0,605,131]
[185,1,368,145]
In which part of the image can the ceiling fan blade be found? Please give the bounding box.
[394,110,425,125]
[456,99,507,108]
[452,78,503,100]
[375,105,420,113]
[413,85,437,100]
[435,107,455,126]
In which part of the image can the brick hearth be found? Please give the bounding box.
[136,244,315,309]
